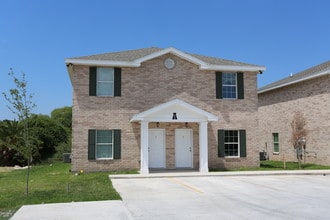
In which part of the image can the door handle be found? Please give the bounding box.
[189,147,192,152]
[148,147,150,152]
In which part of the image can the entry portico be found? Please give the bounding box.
[131,99,218,174]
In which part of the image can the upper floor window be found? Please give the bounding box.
[216,72,244,99]
[89,67,121,97]
[97,68,114,96]
[222,73,237,99]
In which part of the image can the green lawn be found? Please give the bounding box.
[210,160,330,171]
[0,162,134,219]
[260,160,330,170]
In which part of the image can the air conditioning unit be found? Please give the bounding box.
[63,153,72,163]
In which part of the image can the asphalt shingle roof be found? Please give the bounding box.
[258,60,330,93]
[68,47,261,67]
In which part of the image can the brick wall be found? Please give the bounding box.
[258,74,330,165]
[71,54,260,172]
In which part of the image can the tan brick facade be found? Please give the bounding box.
[70,54,260,172]
[258,74,330,165]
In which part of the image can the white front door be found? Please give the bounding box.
[175,129,193,168]
[148,129,165,168]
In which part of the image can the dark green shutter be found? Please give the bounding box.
[113,129,121,159]
[114,68,121,97]
[239,130,246,157]
[218,129,225,157]
[237,72,244,99]
[88,129,96,160]
[89,67,97,96]
[216,72,222,99]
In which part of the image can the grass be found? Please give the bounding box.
[260,160,330,170]
[0,162,137,220]
[210,160,330,172]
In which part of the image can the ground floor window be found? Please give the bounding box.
[218,129,246,158]
[224,130,239,157]
[88,129,121,160]
[96,130,113,159]
[273,133,279,153]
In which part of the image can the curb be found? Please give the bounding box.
[109,170,330,179]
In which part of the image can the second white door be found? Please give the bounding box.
[175,129,193,168]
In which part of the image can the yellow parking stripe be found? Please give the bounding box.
[167,177,203,194]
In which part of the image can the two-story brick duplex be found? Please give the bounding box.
[258,61,330,165]
[65,47,265,173]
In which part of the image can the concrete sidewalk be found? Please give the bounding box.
[109,169,330,179]
[11,200,132,220]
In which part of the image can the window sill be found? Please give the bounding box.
[273,152,280,155]
[96,158,114,160]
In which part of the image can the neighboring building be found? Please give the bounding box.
[258,61,330,165]
[65,47,265,173]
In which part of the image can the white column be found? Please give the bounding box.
[140,121,149,174]
[199,121,209,173]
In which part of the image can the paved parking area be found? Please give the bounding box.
[112,175,330,219]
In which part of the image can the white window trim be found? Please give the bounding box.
[273,133,280,154]
[95,130,114,160]
[222,72,238,100]
[96,67,114,97]
[224,130,240,158]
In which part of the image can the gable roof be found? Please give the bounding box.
[65,47,265,72]
[258,60,330,94]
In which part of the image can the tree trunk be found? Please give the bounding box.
[26,157,30,196]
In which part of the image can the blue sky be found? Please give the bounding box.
[1,0,329,120]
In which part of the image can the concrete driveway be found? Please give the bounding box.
[112,174,330,219]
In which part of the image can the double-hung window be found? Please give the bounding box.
[95,130,113,159]
[89,67,121,97]
[273,133,279,153]
[222,73,237,99]
[88,129,121,160]
[218,129,246,158]
[216,72,244,99]
[224,130,239,157]
[97,68,114,96]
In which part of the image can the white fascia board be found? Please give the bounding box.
[201,64,266,72]
[64,59,140,67]
[258,70,330,94]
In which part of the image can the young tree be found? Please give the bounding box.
[2,69,36,196]
[290,111,307,169]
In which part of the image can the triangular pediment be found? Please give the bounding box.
[131,99,218,122]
